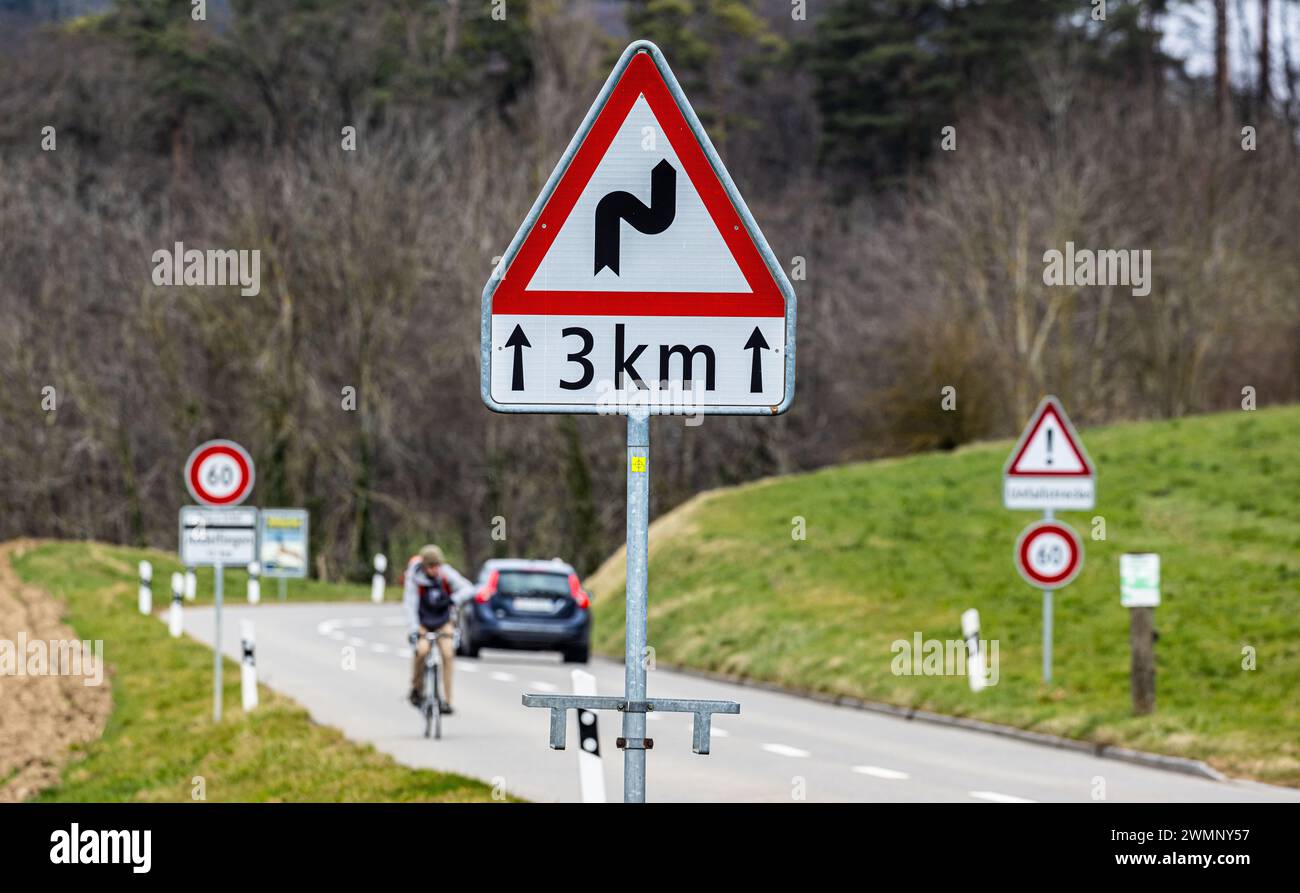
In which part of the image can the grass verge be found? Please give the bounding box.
[11,540,503,801]
[588,405,1300,786]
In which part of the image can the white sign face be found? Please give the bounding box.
[259,509,309,579]
[184,440,255,506]
[1003,396,1095,510]
[1015,520,1083,590]
[482,45,795,415]
[180,506,258,567]
[1120,553,1160,607]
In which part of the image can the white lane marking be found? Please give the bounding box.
[317,621,339,635]
[761,743,811,758]
[489,671,518,683]
[852,765,910,780]
[969,790,1035,804]
[529,681,558,692]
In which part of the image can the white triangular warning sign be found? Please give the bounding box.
[1006,401,1090,475]
[481,41,795,414]
[1003,396,1096,510]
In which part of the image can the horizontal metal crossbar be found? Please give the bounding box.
[521,693,739,754]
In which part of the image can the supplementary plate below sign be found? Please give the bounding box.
[180,506,259,567]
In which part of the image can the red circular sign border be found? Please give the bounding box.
[1015,520,1082,589]
[185,440,254,506]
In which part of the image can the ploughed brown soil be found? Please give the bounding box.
[0,540,111,801]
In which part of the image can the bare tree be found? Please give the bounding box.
[1260,0,1272,105]
[1217,0,1230,117]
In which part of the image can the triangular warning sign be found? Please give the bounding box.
[490,47,786,319]
[1005,397,1093,477]
[482,42,795,415]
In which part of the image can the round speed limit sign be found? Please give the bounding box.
[1014,519,1083,590]
[184,440,255,506]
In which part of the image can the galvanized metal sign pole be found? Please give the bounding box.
[213,562,224,721]
[484,40,796,801]
[1041,509,1053,683]
[623,408,650,801]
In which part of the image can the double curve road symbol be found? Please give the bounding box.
[593,159,677,275]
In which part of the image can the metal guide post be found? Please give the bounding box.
[214,563,223,722]
[624,409,649,800]
[521,408,739,801]
[1042,508,1053,683]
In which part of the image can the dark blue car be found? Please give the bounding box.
[456,558,591,663]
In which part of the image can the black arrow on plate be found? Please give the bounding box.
[743,327,771,393]
[505,325,531,391]
[594,159,677,275]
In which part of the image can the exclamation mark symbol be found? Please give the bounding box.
[1046,428,1054,466]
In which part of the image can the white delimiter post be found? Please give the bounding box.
[961,608,985,693]
[371,554,388,604]
[623,408,650,803]
[138,560,152,615]
[571,669,606,803]
[240,620,258,711]
[572,670,605,805]
[246,561,261,605]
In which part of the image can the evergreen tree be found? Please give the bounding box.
[624,0,786,145]
[807,0,1171,184]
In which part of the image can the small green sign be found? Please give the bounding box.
[1120,553,1160,607]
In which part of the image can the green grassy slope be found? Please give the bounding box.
[588,406,1300,785]
[11,541,503,802]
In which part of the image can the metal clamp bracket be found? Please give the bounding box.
[522,693,740,754]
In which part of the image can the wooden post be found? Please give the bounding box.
[1129,606,1156,715]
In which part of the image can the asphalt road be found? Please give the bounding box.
[180,601,1300,804]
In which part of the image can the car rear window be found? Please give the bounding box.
[497,571,570,596]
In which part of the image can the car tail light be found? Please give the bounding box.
[476,569,499,604]
[568,573,590,610]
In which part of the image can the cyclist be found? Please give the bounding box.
[404,545,474,713]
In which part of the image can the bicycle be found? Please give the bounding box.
[416,627,458,739]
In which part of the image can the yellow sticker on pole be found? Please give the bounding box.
[631,456,647,473]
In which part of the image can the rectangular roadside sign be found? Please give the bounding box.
[179,506,259,567]
[1120,553,1161,607]
[259,508,309,578]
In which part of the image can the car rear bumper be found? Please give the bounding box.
[468,605,590,650]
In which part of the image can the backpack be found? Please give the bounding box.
[397,555,420,587]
